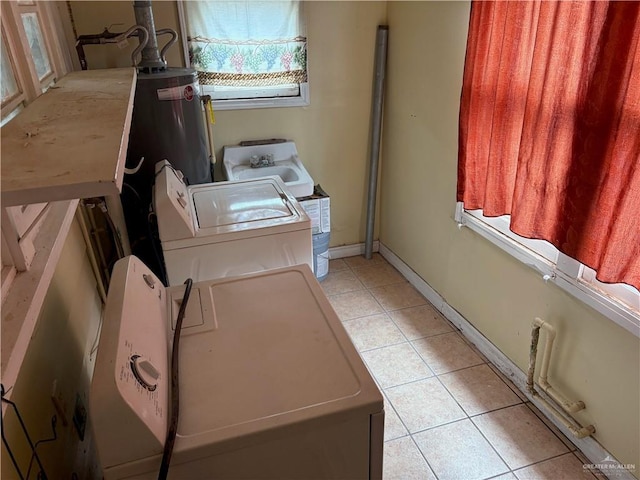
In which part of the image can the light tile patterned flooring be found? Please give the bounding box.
[323,254,598,480]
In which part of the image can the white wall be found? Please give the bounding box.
[380,1,640,473]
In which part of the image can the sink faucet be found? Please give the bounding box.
[250,154,275,168]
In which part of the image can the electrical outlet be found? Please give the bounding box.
[73,394,87,441]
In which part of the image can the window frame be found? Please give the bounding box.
[176,0,310,111]
[454,203,640,338]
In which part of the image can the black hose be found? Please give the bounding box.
[158,277,193,480]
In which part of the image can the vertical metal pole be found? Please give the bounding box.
[365,26,389,259]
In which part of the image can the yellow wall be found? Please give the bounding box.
[69,0,388,247]
[1,219,103,479]
[381,1,640,472]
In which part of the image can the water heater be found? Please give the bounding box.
[126,68,212,187]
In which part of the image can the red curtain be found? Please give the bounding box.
[458,1,640,290]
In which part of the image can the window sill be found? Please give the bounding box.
[209,83,310,111]
[213,95,309,111]
[454,206,640,338]
[1,199,78,403]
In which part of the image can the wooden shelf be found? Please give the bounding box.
[1,68,136,207]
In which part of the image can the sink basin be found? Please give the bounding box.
[235,164,300,183]
[222,141,314,198]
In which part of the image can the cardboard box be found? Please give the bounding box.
[297,185,330,235]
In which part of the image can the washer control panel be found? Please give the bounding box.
[90,256,170,469]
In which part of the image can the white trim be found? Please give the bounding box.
[378,242,637,480]
[328,241,379,260]
[176,0,191,70]
[455,204,640,338]
[211,82,309,111]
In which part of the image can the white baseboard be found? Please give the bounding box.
[328,241,379,260]
[378,242,636,480]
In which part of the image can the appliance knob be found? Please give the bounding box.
[177,196,187,208]
[130,355,160,391]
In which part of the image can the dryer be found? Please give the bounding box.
[90,256,384,479]
[154,160,313,285]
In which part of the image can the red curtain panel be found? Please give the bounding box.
[457,1,640,290]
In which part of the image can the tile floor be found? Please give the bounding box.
[323,254,599,480]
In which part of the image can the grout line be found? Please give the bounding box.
[523,402,579,452]
[408,433,440,480]
[510,450,584,476]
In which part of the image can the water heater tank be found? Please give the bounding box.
[126,68,212,188]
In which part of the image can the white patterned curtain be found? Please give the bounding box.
[184,1,307,87]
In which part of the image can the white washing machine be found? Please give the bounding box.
[154,160,313,285]
[90,256,384,479]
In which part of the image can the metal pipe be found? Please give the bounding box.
[364,25,388,259]
[133,0,166,72]
[156,28,178,64]
[126,25,150,67]
[76,25,148,70]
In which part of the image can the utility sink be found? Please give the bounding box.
[222,141,314,198]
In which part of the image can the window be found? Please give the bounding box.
[457,2,640,336]
[178,0,308,110]
[20,11,53,81]
[1,30,21,107]
[1,1,63,124]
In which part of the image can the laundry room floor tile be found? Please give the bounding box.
[329,255,593,480]
[439,364,522,416]
[383,436,437,480]
[382,393,408,441]
[413,419,509,480]
[352,262,406,288]
[342,313,406,351]
[327,289,383,320]
[328,258,349,272]
[385,377,466,433]
[344,252,386,269]
[321,268,364,296]
[361,343,433,388]
[412,331,485,374]
[471,404,569,470]
[513,453,598,479]
[388,304,454,340]
[370,282,427,311]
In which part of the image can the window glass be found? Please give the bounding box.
[1,32,20,104]
[21,12,52,81]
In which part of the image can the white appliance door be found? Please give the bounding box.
[193,182,295,229]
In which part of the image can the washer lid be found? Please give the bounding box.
[192,179,295,229]
[170,264,382,452]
